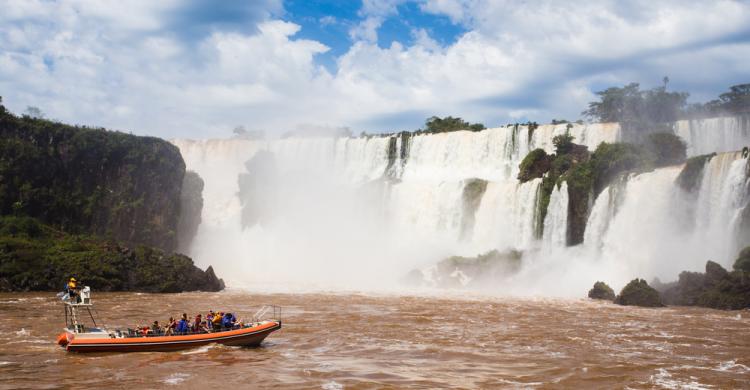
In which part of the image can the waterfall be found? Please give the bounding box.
[542,182,569,250]
[580,152,749,283]
[172,116,748,293]
[674,116,750,156]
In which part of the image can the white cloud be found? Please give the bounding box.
[0,0,748,138]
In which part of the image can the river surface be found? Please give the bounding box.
[0,291,748,389]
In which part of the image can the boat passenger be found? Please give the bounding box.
[192,314,203,332]
[165,317,177,336]
[198,321,210,333]
[206,310,215,330]
[221,312,237,329]
[212,312,223,329]
[151,320,162,335]
[177,313,190,334]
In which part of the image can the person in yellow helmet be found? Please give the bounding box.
[66,277,80,303]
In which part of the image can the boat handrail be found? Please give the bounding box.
[252,304,282,323]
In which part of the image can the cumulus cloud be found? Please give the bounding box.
[0,0,748,138]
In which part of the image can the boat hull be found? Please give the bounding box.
[65,321,281,353]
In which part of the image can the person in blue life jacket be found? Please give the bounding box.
[176,313,190,334]
[221,312,237,329]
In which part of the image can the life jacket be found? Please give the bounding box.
[221,314,234,328]
[212,315,222,325]
[67,281,76,291]
[177,319,189,333]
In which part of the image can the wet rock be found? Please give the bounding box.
[614,279,664,307]
[588,281,615,300]
[661,250,750,310]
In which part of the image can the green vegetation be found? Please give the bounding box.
[734,247,750,273]
[588,281,615,300]
[644,132,686,166]
[518,132,677,244]
[0,216,223,292]
[421,116,486,134]
[582,81,688,134]
[585,142,654,195]
[553,133,575,155]
[517,133,592,242]
[676,153,716,192]
[517,149,551,183]
[687,83,750,117]
[0,104,185,251]
[614,279,664,307]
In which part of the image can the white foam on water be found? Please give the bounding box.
[321,380,343,390]
[716,360,750,373]
[162,373,190,385]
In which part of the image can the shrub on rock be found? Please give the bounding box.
[614,278,664,307]
[588,281,615,300]
[518,149,551,182]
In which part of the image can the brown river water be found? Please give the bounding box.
[0,291,748,389]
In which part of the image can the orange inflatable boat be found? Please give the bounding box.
[56,287,282,353]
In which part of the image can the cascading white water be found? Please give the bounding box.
[173,116,748,295]
[542,182,569,250]
[579,152,749,284]
[674,116,750,156]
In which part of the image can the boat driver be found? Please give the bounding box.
[66,277,80,303]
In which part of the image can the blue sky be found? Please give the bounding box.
[0,0,749,138]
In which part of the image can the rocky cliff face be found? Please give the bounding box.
[0,105,222,292]
[0,108,183,251]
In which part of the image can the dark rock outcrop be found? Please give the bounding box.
[588,281,615,300]
[614,278,664,307]
[659,251,750,310]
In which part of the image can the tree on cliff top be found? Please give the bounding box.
[696,84,750,116]
[423,116,485,133]
[582,82,689,131]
